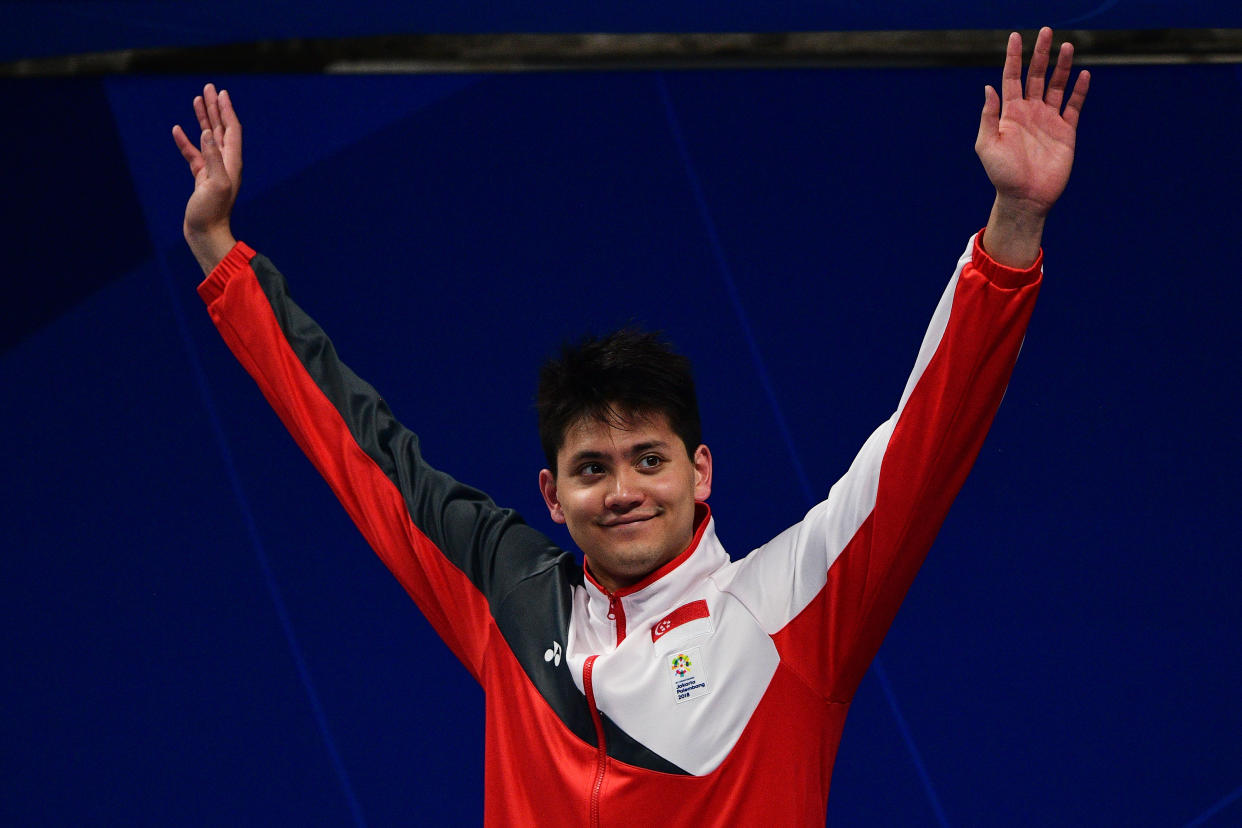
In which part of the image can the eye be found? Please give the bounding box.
[578,461,606,477]
[637,454,663,470]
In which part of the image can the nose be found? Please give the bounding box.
[603,468,643,511]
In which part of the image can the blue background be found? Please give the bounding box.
[3,5,1241,827]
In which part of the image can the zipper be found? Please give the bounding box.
[590,591,623,822]
[605,592,626,646]
[583,655,607,828]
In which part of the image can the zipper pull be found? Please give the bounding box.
[605,592,626,646]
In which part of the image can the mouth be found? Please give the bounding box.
[600,513,658,528]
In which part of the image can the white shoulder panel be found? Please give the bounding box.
[588,589,779,776]
[715,236,973,632]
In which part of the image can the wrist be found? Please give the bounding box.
[992,192,1050,223]
[982,196,1046,269]
[185,225,237,276]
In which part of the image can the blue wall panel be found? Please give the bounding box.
[3,63,1240,825]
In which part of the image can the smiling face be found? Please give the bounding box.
[538,409,712,593]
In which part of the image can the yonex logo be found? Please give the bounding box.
[543,641,562,667]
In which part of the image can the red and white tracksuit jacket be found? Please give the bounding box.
[199,232,1041,826]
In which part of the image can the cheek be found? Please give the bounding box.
[655,470,697,500]
[558,491,598,526]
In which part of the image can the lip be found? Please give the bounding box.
[600,514,657,528]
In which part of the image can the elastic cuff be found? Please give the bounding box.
[972,228,1043,290]
[196,241,257,305]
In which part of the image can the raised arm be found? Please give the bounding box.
[172,83,241,275]
[723,28,1087,701]
[175,86,575,684]
[977,27,1090,268]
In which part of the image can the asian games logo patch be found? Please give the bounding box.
[668,647,710,704]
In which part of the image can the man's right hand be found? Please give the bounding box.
[172,83,242,276]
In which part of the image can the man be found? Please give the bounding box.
[174,28,1087,825]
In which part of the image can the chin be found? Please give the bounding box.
[617,548,676,578]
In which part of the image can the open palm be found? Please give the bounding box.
[976,28,1090,216]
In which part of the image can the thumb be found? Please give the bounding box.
[201,128,227,180]
[977,85,1000,146]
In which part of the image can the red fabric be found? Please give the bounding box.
[200,242,495,680]
[651,599,710,643]
[774,240,1039,702]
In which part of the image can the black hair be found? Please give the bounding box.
[536,328,701,473]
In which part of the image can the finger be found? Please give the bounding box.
[1001,31,1023,104]
[1062,69,1090,129]
[204,83,223,137]
[200,128,226,180]
[1045,42,1074,111]
[193,95,210,133]
[219,88,240,132]
[171,124,194,161]
[1026,27,1053,101]
[218,89,243,175]
[172,124,204,174]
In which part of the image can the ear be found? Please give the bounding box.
[538,468,567,524]
[692,444,713,502]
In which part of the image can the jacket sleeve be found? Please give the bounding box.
[718,232,1042,702]
[198,242,561,682]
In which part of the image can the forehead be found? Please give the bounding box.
[558,410,679,460]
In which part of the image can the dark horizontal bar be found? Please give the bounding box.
[3,29,1241,76]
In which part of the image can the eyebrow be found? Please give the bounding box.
[567,440,670,466]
